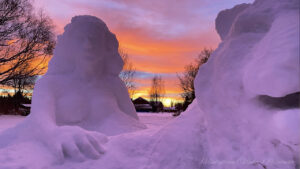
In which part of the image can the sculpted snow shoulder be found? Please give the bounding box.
[0,15,145,163]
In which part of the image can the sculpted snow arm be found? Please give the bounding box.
[28,77,57,128]
[32,78,108,163]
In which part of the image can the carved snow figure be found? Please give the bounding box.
[195,0,300,168]
[0,15,145,163]
[44,15,144,134]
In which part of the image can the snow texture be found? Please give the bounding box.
[196,0,300,168]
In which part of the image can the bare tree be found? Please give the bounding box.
[149,75,165,112]
[6,72,37,95]
[119,49,136,98]
[178,48,213,110]
[0,0,55,86]
[149,75,165,103]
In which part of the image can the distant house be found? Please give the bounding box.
[132,97,153,112]
[149,101,164,112]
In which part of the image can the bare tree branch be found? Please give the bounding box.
[178,48,213,110]
[119,49,136,98]
[149,75,165,103]
[0,0,55,88]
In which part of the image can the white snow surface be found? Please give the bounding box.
[0,0,299,168]
[0,116,24,133]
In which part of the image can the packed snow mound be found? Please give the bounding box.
[0,15,145,164]
[195,0,300,168]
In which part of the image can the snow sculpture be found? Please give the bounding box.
[44,15,144,134]
[0,15,145,163]
[195,0,300,168]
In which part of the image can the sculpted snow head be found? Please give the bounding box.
[47,15,123,77]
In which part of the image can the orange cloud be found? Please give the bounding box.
[116,28,219,73]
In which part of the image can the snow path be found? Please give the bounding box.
[138,113,175,128]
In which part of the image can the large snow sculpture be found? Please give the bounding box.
[195,0,299,168]
[43,15,144,135]
[0,15,145,163]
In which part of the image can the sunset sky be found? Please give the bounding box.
[34,0,253,106]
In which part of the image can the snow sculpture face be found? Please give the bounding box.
[48,15,123,77]
[195,0,299,166]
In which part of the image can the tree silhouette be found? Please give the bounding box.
[119,49,136,98]
[0,0,55,86]
[149,75,165,103]
[178,48,213,110]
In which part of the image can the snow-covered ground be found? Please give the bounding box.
[0,113,179,169]
[0,115,25,133]
[138,113,175,128]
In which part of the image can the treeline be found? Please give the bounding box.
[0,91,30,115]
